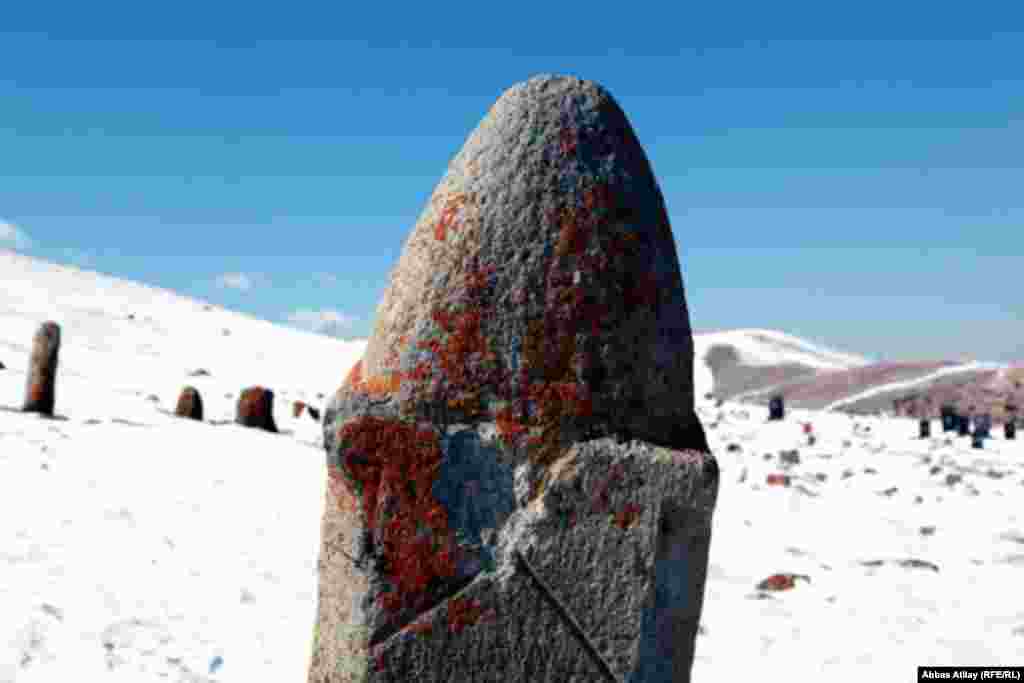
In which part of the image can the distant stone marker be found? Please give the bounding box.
[311,74,717,683]
[971,433,984,449]
[768,395,785,421]
[174,386,204,421]
[919,419,930,439]
[940,404,956,432]
[973,413,992,439]
[1006,420,1017,440]
[236,386,277,433]
[23,321,61,416]
[957,414,970,437]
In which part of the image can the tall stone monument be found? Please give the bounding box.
[310,74,718,683]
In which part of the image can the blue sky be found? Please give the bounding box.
[1,2,1022,362]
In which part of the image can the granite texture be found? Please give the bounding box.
[311,74,717,683]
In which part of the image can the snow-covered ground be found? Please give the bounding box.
[2,250,1022,682]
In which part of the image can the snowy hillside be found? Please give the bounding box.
[2,251,1022,682]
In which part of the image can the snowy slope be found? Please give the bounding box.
[2,251,1022,683]
[695,328,871,372]
[692,328,871,402]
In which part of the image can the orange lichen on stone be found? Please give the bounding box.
[344,359,364,388]
[447,596,484,635]
[362,372,402,396]
[335,416,457,616]
[495,406,527,444]
[613,503,642,529]
[434,193,469,242]
[555,207,591,258]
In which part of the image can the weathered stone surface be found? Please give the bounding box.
[23,321,60,416]
[236,386,277,432]
[174,386,204,421]
[312,74,716,683]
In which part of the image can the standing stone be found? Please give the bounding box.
[311,74,717,683]
[919,419,930,439]
[957,414,970,437]
[973,413,992,439]
[941,403,956,432]
[236,386,278,433]
[768,395,785,421]
[174,386,204,421]
[971,433,984,449]
[22,321,61,416]
[293,400,307,418]
[1006,420,1017,440]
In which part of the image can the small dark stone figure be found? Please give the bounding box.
[919,419,931,439]
[23,321,61,416]
[971,433,984,449]
[957,415,970,437]
[973,413,992,439]
[768,395,785,421]
[174,386,204,421]
[1006,420,1017,440]
[236,386,278,432]
[940,404,956,432]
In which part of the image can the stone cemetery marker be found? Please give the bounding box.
[919,419,930,439]
[22,321,61,416]
[768,394,785,421]
[941,403,956,432]
[957,414,970,437]
[174,386,204,420]
[236,386,278,433]
[974,413,992,439]
[310,74,718,683]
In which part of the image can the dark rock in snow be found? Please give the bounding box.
[22,321,61,416]
[236,386,278,433]
[188,368,210,377]
[311,74,716,683]
[174,386,204,421]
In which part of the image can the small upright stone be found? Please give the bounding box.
[23,321,61,416]
[919,419,930,439]
[1006,420,1017,440]
[174,386,204,421]
[941,403,956,432]
[973,413,992,439]
[293,400,307,418]
[957,414,970,437]
[312,74,717,683]
[768,394,785,421]
[236,386,277,432]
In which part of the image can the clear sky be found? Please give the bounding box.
[2,2,1022,362]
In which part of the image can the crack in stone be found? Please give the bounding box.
[513,548,622,683]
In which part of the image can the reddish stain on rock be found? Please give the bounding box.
[765,473,790,487]
[174,386,204,421]
[447,596,485,635]
[613,502,642,529]
[756,573,809,592]
[335,416,456,616]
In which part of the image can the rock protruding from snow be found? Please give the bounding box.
[236,386,277,433]
[174,386,204,421]
[312,74,717,683]
[23,321,61,416]
[292,400,306,419]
